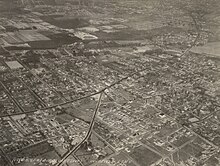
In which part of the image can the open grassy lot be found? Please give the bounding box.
[129,145,161,166]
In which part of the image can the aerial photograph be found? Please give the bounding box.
[0,0,220,166]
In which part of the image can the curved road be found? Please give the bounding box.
[55,92,103,166]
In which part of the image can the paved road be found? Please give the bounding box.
[55,92,103,166]
[0,65,154,118]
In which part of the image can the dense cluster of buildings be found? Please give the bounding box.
[0,0,219,166]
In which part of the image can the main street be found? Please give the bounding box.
[55,92,103,166]
[0,64,155,118]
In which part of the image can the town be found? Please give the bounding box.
[0,0,220,166]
